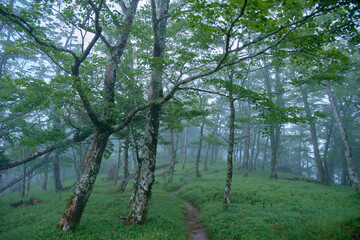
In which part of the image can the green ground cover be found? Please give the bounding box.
[177,163,360,240]
[1,159,359,240]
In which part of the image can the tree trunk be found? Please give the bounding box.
[42,168,48,191]
[326,81,360,197]
[323,122,333,183]
[54,152,63,193]
[261,136,268,170]
[223,98,235,209]
[114,139,123,187]
[118,139,129,193]
[56,131,110,231]
[298,132,303,175]
[168,129,178,183]
[269,124,280,179]
[125,0,169,225]
[243,104,250,177]
[263,66,281,179]
[195,114,205,178]
[210,143,215,166]
[20,163,26,198]
[249,133,256,170]
[25,173,32,197]
[300,86,326,183]
[181,126,188,170]
[203,142,210,171]
[0,155,50,194]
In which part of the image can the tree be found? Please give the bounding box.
[125,0,170,225]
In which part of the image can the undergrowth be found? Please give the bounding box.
[1,158,360,240]
[177,163,360,240]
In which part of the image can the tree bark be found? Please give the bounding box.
[223,98,235,209]
[125,0,169,225]
[195,113,205,178]
[326,81,360,197]
[56,130,110,231]
[118,139,129,193]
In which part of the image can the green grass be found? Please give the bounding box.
[1,158,360,240]
[177,161,360,240]
[0,175,188,240]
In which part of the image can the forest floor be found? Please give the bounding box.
[172,181,209,240]
[1,159,360,239]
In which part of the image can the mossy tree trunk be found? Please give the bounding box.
[125,0,169,225]
[56,130,110,231]
[223,97,235,209]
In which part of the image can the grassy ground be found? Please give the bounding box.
[177,161,360,240]
[0,176,187,240]
[1,158,360,239]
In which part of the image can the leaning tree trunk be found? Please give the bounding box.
[195,113,205,178]
[56,130,110,231]
[181,126,188,170]
[0,155,50,194]
[168,129,178,183]
[118,139,130,193]
[223,97,235,209]
[125,0,169,225]
[326,81,360,197]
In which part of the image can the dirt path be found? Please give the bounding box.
[172,185,210,240]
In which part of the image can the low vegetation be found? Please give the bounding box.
[1,159,360,240]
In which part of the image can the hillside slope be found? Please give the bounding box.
[1,161,359,240]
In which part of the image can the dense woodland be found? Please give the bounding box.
[0,0,360,239]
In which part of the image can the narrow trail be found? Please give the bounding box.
[172,183,210,240]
